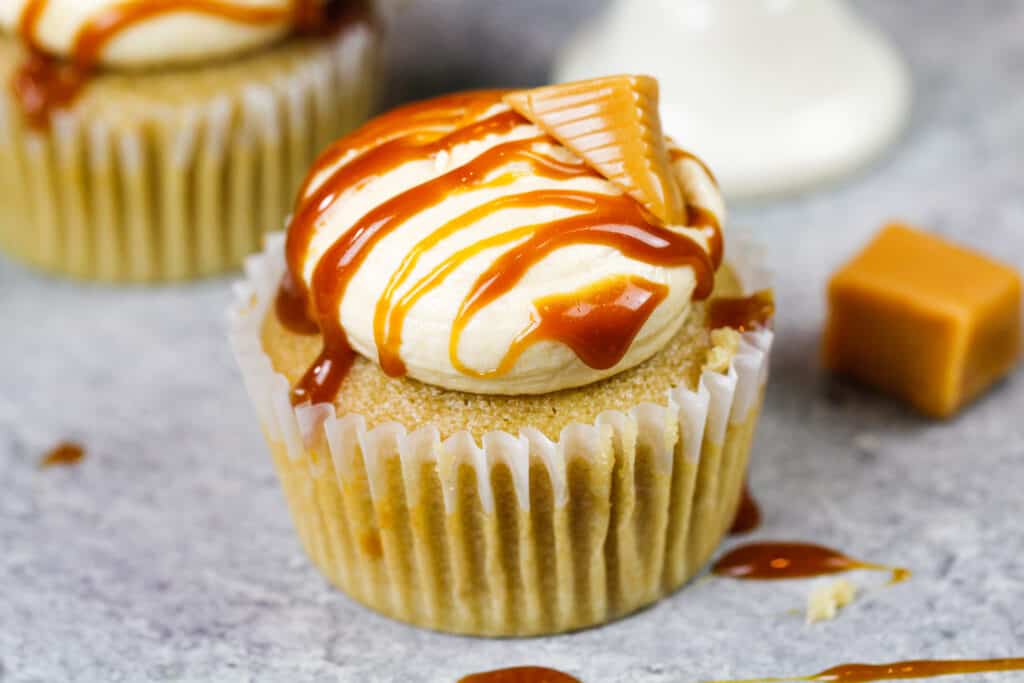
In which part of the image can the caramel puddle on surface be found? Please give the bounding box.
[458,666,580,683]
[705,658,1024,683]
[39,441,85,468]
[712,542,910,585]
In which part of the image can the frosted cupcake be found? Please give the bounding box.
[0,0,380,281]
[230,75,774,635]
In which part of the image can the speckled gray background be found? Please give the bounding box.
[1,1,1023,682]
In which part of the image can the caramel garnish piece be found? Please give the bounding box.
[823,223,1022,418]
[504,75,685,225]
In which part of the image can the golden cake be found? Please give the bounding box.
[230,76,775,635]
[0,0,381,281]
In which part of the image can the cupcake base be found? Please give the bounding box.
[0,24,379,282]
[266,398,763,635]
[230,234,773,636]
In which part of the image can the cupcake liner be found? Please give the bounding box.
[228,232,773,635]
[0,24,378,282]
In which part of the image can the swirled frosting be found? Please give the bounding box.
[279,80,726,401]
[1,0,316,68]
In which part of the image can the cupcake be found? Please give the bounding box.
[230,75,774,635]
[0,0,381,281]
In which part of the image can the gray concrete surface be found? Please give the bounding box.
[1,1,1022,681]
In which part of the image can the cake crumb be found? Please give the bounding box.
[806,578,857,623]
[704,328,740,374]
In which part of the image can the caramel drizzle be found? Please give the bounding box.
[458,659,1024,683]
[284,108,529,311]
[713,542,910,585]
[282,90,721,405]
[667,146,722,268]
[669,145,718,187]
[448,197,710,377]
[708,658,1024,683]
[12,0,352,127]
[458,667,581,683]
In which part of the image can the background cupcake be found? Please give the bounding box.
[0,0,382,281]
[231,76,774,635]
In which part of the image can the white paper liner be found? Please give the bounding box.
[0,25,378,282]
[228,231,774,634]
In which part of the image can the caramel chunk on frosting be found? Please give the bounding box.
[823,223,1022,418]
[504,75,686,226]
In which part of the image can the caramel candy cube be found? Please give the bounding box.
[823,224,1021,418]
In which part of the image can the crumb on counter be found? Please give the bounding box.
[806,578,857,624]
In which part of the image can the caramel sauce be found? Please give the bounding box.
[280,90,721,405]
[448,198,711,377]
[275,272,321,335]
[487,275,669,377]
[669,145,719,187]
[10,51,83,129]
[458,667,580,683]
[39,441,85,468]
[283,108,529,320]
[709,658,1024,683]
[709,290,775,332]
[11,0,362,128]
[729,482,761,534]
[713,542,910,584]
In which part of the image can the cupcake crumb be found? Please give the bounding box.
[704,328,740,375]
[806,578,857,623]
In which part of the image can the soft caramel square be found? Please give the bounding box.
[823,223,1021,418]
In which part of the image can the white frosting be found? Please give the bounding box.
[0,0,296,68]
[299,103,725,395]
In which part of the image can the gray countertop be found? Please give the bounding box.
[2,1,1022,681]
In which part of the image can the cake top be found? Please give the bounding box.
[0,0,350,69]
[277,76,726,403]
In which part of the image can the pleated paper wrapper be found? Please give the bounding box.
[229,232,774,636]
[0,25,378,282]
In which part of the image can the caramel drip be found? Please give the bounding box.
[281,89,720,405]
[458,667,581,683]
[709,290,775,331]
[501,275,668,374]
[689,204,724,270]
[11,0,357,127]
[17,0,47,52]
[448,195,712,377]
[275,271,321,335]
[708,658,1024,683]
[713,542,910,584]
[729,481,761,534]
[39,441,85,468]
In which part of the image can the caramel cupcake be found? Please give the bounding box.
[0,0,381,281]
[230,76,774,635]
